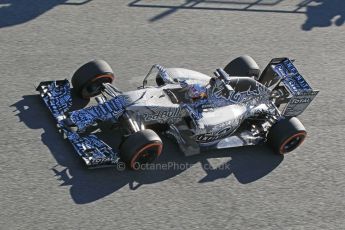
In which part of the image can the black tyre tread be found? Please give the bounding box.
[156,74,165,86]
[120,129,162,165]
[71,60,114,94]
[268,117,306,154]
[224,55,260,78]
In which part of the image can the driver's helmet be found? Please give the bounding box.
[187,84,207,99]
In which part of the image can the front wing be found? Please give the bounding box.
[36,80,120,168]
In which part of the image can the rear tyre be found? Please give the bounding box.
[224,55,260,80]
[72,60,114,99]
[267,117,307,154]
[156,74,165,86]
[120,129,163,170]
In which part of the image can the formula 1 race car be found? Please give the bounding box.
[37,56,318,169]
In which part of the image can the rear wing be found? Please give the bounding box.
[259,58,319,117]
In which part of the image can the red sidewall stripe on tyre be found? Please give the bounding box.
[90,74,114,82]
[279,131,307,154]
[130,141,163,170]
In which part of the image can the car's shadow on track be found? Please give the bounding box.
[12,94,283,204]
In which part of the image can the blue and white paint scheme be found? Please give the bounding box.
[37,58,318,165]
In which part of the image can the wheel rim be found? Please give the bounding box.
[130,142,163,170]
[279,132,306,154]
[81,74,114,98]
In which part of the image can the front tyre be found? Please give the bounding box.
[120,129,163,170]
[72,60,114,99]
[267,117,307,154]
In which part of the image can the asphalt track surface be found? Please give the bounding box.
[1,0,345,229]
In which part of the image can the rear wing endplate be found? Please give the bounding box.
[259,58,319,117]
